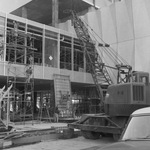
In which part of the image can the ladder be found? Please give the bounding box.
[38,99,51,123]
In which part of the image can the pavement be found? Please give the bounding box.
[0,120,115,150]
[0,120,70,149]
[3,136,115,150]
[12,120,68,131]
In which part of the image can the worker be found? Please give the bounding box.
[54,105,60,123]
[26,66,32,83]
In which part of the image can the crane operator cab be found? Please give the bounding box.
[132,71,149,84]
[105,71,150,117]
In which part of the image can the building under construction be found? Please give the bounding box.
[0,0,149,123]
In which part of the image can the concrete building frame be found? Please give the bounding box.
[0,11,99,122]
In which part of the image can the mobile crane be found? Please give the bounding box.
[67,10,150,141]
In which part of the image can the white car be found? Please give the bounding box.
[98,107,150,150]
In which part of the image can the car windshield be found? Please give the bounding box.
[122,115,150,141]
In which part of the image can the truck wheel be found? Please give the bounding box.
[81,130,100,139]
[113,134,120,141]
[62,128,74,139]
[81,130,90,139]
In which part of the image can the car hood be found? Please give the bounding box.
[100,141,150,150]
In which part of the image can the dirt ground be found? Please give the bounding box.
[4,136,115,150]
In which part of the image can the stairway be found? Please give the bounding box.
[53,74,72,117]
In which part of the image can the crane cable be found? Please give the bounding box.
[81,18,130,66]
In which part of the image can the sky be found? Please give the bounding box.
[0,0,31,13]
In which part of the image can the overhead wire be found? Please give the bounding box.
[82,24,118,81]
[70,9,132,84]
[81,18,130,66]
[76,16,132,83]
[84,24,118,81]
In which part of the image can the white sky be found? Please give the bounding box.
[0,0,31,13]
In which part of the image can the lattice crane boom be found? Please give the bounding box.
[70,10,113,104]
[69,10,133,110]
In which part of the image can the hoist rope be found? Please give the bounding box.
[81,18,130,66]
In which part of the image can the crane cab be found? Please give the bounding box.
[105,71,150,117]
[132,71,150,105]
[132,71,149,85]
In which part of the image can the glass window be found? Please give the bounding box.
[45,38,58,67]
[122,115,150,140]
[74,50,84,71]
[6,19,26,63]
[60,46,71,70]
[60,35,72,70]
[139,76,148,85]
[73,38,84,72]
[27,25,43,65]
[27,34,42,65]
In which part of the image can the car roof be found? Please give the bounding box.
[132,107,150,115]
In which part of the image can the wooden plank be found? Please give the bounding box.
[68,123,122,134]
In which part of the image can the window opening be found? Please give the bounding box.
[45,38,57,67]
[27,34,42,65]
[74,50,84,71]
[73,38,84,72]
[6,20,26,63]
[71,86,99,118]
[60,35,71,70]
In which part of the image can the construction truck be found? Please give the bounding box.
[68,71,150,140]
[67,10,150,141]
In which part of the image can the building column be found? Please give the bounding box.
[22,7,28,19]
[52,0,58,28]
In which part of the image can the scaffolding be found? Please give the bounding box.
[5,21,35,123]
[37,97,51,123]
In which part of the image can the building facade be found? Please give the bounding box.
[2,0,149,122]
[0,11,99,122]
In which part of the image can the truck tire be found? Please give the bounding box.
[62,128,74,139]
[81,130,100,139]
[113,134,120,141]
[81,130,90,139]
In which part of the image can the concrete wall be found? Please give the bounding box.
[58,0,150,75]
